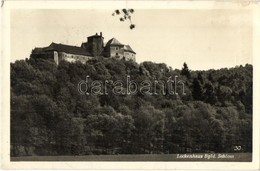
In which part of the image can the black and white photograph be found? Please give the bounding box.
[1,1,260,170]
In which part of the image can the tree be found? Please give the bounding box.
[11,95,34,156]
[84,106,134,154]
[132,105,165,154]
[181,62,191,79]
[216,85,232,106]
[208,73,214,82]
[192,78,203,101]
[203,82,217,104]
[197,72,204,84]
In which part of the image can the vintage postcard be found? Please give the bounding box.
[1,0,260,170]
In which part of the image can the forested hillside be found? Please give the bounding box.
[11,57,252,156]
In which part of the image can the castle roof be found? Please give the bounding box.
[106,38,124,46]
[32,47,45,54]
[124,45,136,54]
[87,32,103,38]
[45,42,91,56]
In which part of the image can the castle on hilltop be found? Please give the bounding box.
[31,32,136,65]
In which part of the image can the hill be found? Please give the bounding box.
[10,57,252,156]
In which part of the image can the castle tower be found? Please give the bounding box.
[81,32,104,57]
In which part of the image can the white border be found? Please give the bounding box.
[1,1,260,170]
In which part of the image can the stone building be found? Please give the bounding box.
[81,32,104,57]
[31,42,93,65]
[123,45,136,61]
[102,38,136,61]
[31,32,136,65]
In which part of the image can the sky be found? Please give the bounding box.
[11,9,253,70]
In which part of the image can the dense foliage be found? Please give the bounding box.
[11,57,252,156]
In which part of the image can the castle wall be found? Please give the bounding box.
[59,52,93,64]
[102,45,111,57]
[110,46,124,59]
[123,51,136,62]
[54,51,59,65]
[86,36,104,56]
